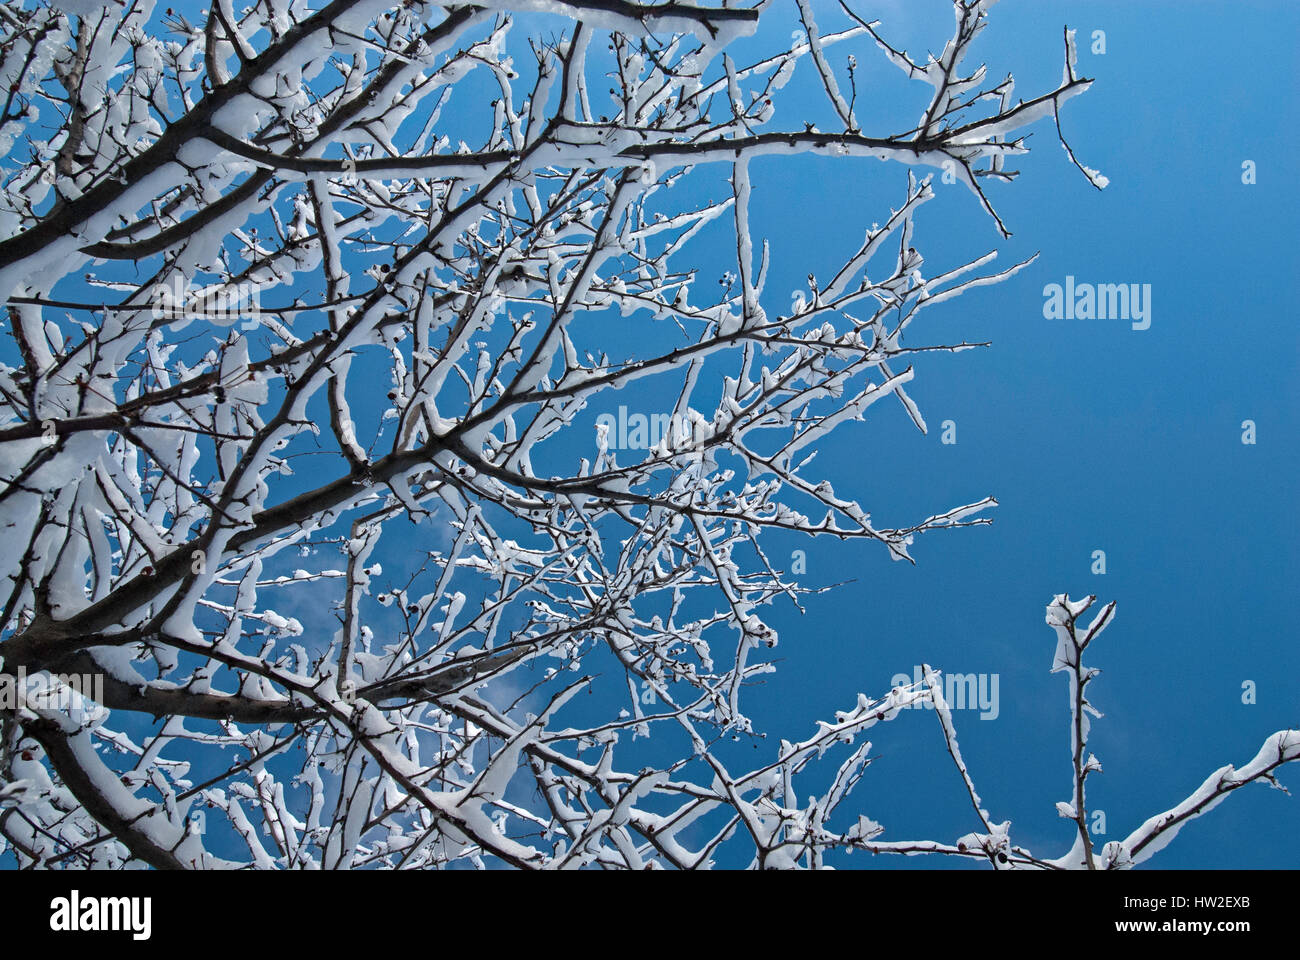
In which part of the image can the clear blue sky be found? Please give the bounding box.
[709,0,1300,868]
[457,0,1300,868]
[166,0,1300,869]
[8,0,1294,869]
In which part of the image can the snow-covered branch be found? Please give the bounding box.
[16,0,1273,872]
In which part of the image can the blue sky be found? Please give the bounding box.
[5,0,1295,869]
[422,0,1300,868]
[154,0,1300,868]
[710,0,1300,867]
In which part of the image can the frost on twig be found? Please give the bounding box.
[857,597,1300,871]
[1044,592,1113,869]
[1034,595,1298,870]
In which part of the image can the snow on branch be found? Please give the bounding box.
[0,1,1263,872]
